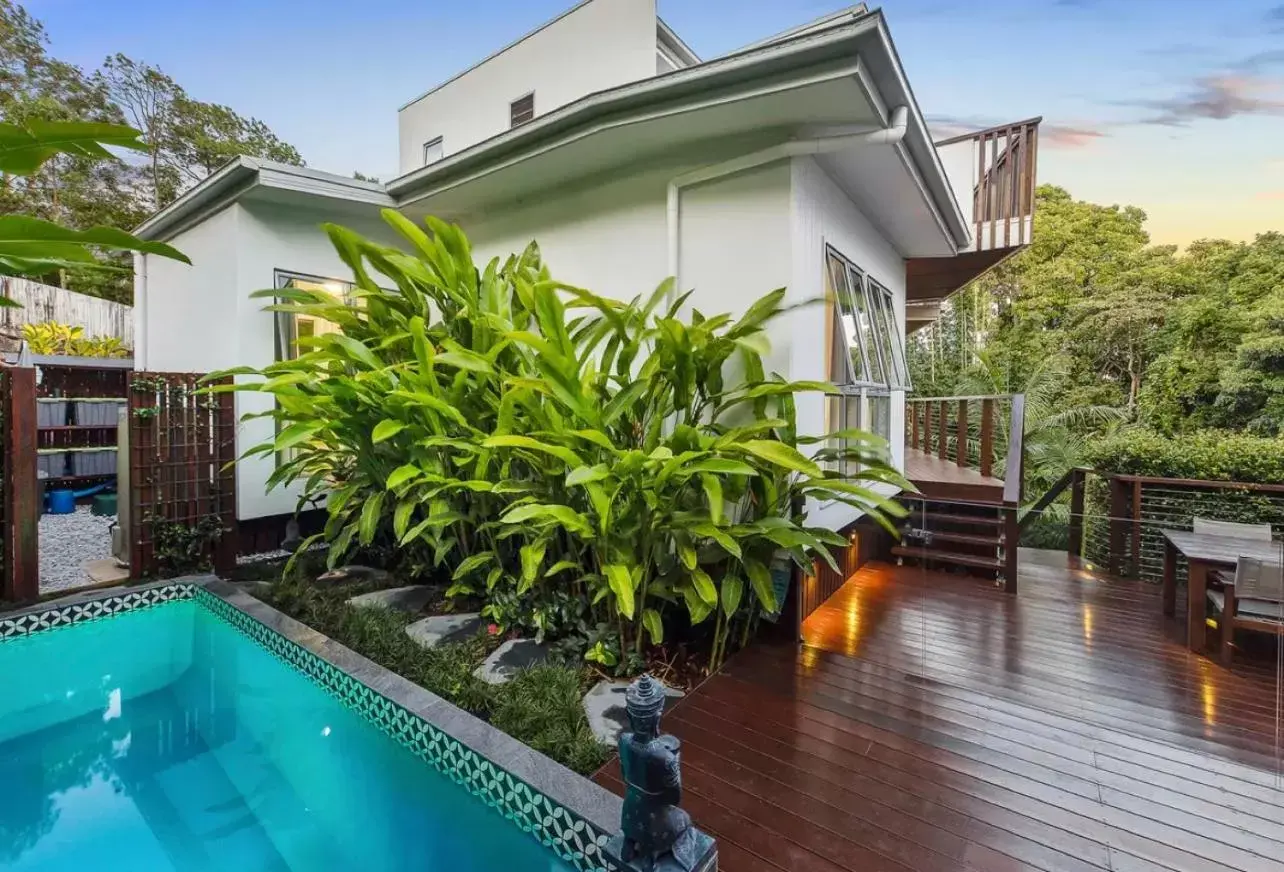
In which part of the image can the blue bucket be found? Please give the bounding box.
[47,489,75,515]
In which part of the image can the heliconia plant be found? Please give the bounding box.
[210,210,908,673]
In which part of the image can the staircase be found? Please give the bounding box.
[892,500,1006,579]
[900,394,1027,592]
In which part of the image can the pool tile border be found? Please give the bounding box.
[0,578,623,872]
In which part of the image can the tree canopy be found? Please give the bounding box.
[911,185,1284,439]
[0,0,303,301]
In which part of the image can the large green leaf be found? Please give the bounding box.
[720,575,744,616]
[358,492,385,546]
[642,608,664,645]
[0,120,146,175]
[690,568,717,607]
[500,503,595,537]
[372,419,407,443]
[483,434,583,467]
[604,564,635,619]
[737,440,823,478]
[745,559,778,613]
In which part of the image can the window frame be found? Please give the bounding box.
[422,136,443,166]
[509,92,535,128]
[823,245,910,392]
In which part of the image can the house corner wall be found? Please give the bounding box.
[790,156,907,531]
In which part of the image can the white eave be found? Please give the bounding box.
[134,157,393,242]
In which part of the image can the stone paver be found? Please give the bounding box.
[473,638,549,685]
[582,678,684,746]
[405,612,484,649]
[347,585,436,613]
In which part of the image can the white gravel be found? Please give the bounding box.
[39,507,115,593]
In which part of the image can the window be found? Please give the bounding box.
[509,92,535,128]
[422,136,443,166]
[823,247,909,472]
[824,247,909,391]
[273,271,354,463]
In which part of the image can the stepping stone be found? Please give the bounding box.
[405,612,484,649]
[582,678,684,747]
[473,639,549,685]
[315,565,390,587]
[347,585,435,613]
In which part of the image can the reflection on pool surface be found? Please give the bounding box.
[0,599,572,871]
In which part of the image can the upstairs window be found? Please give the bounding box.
[510,92,535,128]
[825,247,909,390]
[422,136,443,165]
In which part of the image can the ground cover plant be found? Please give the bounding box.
[213,211,906,675]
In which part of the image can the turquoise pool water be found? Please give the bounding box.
[0,599,574,871]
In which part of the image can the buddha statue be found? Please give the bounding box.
[604,675,716,872]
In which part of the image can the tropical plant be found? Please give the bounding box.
[214,212,907,673]
[20,321,130,357]
[0,119,189,294]
[956,351,1129,503]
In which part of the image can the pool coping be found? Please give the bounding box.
[0,576,625,871]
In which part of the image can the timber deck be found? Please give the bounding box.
[593,549,1284,872]
[904,446,1006,502]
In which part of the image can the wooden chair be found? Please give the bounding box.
[1208,557,1284,664]
[1192,517,1273,541]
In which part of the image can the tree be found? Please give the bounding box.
[100,54,305,211]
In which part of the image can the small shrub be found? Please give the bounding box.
[490,666,608,775]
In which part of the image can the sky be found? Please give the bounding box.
[24,0,1284,248]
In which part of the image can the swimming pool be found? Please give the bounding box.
[0,584,613,871]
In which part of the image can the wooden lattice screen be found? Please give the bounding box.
[129,372,236,579]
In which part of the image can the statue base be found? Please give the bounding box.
[603,831,717,872]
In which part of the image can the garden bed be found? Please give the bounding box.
[258,570,609,776]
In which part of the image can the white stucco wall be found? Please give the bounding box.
[135,205,242,374]
[790,156,907,531]
[397,0,659,175]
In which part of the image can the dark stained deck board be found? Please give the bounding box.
[593,550,1284,872]
[904,446,1006,502]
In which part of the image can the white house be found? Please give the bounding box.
[133,0,1039,532]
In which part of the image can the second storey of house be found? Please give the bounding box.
[396,0,698,176]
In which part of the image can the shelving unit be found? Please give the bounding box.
[32,357,130,499]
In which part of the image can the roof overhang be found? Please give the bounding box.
[133,10,970,255]
[135,158,394,242]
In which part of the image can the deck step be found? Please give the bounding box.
[891,545,1003,571]
[907,510,1004,527]
[902,528,1002,548]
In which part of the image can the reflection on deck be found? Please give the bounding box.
[595,550,1284,872]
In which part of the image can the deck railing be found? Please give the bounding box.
[936,118,1041,251]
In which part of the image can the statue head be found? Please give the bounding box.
[625,674,665,740]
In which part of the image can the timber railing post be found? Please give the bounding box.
[1107,475,1128,577]
[979,398,994,478]
[4,367,39,602]
[937,401,948,460]
[1067,468,1086,559]
[955,399,968,467]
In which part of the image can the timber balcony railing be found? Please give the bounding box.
[905,394,1025,506]
[935,118,1041,252]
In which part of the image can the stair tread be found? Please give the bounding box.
[891,545,1004,570]
[902,528,1002,547]
[907,510,1004,527]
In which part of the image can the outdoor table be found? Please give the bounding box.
[1161,530,1282,653]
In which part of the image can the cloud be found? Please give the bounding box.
[1131,75,1284,125]
[1269,4,1284,32]
[1257,191,1284,201]
[1231,49,1284,73]
[927,115,1107,149]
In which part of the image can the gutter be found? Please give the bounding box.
[665,105,910,305]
